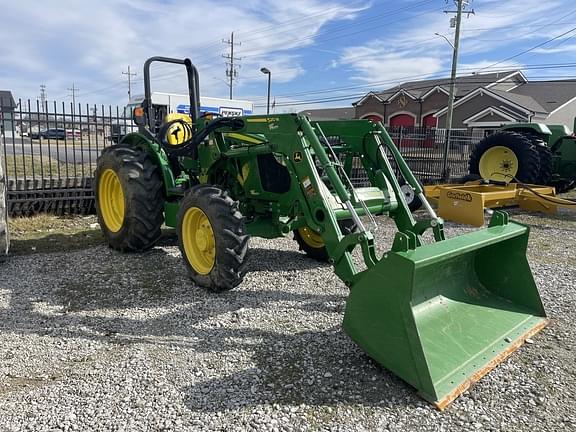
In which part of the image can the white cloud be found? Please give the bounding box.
[336,0,568,90]
[0,0,365,104]
[532,43,576,55]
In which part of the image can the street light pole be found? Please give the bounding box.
[260,67,271,115]
[434,32,454,49]
[441,0,464,181]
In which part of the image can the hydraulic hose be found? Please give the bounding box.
[488,171,576,206]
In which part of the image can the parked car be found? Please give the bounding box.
[66,129,81,139]
[29,131,41,139]
[40,128,66,140]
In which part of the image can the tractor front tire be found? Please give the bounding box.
[469,132,540,184]
[294,226,329,261]
[294,219,356,261]
[95,145,164,251]
[177,185,250,292]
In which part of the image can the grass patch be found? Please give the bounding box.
[7,214,178,256]
[8,214,104,255]
[3,154,95,178]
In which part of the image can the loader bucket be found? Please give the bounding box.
[343,217,547,409]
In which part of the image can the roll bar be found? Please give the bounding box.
[142,56,201,129]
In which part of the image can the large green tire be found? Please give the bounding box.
[95,145,165,251]
[468,132,540,184]
[177,185,250,292]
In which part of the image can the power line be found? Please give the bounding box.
[467,7,576,41]
[61,60,576,105]
[254,74,576,108]
[60,1,442,98]
[235,3,363,40]
[239,4,444,60]
[238,0,436,49]
[247,62,576,103]
[126,0,442,87]
[477,25,576,72]
[44,4,576,103]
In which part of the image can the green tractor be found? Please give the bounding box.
[469,120,576,191]
[95,57,548,409]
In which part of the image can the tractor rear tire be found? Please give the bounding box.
[468,132,540,184]
[177,185,250,292]
[95,145,164,251]
[529,138,553,185]
[294,219,356,261]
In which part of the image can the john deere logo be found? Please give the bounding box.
[447,191,473,202]
[293,152,303,162]
[398,94,408,108]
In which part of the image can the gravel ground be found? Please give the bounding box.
[0,207,575,431]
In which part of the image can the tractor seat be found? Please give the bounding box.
[164,113,193,145]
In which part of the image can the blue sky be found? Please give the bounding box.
[1,0,576,113]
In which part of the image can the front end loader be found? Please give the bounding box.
[95,57,548,409]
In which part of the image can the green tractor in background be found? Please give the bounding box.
[94,57,548,409]
[469,120,576,191]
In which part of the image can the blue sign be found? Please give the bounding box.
[176,104,252,116]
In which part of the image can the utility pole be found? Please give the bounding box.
[222,32,241,99]
[122,65,137,102]
[39,84,47,112]
[68,82,79,118]
[68,83,79,107]
[441,0,473,181]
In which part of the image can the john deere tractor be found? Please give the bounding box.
[469,121,576,191]
[95,57,548,409]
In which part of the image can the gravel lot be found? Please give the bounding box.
[0,207,575,431]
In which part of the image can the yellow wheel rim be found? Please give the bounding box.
[479,146,519,183]
[298,226,324,248]
[99,169,125,233]
[181,207,216,275]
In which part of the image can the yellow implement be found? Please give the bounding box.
[424,182,575,226]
